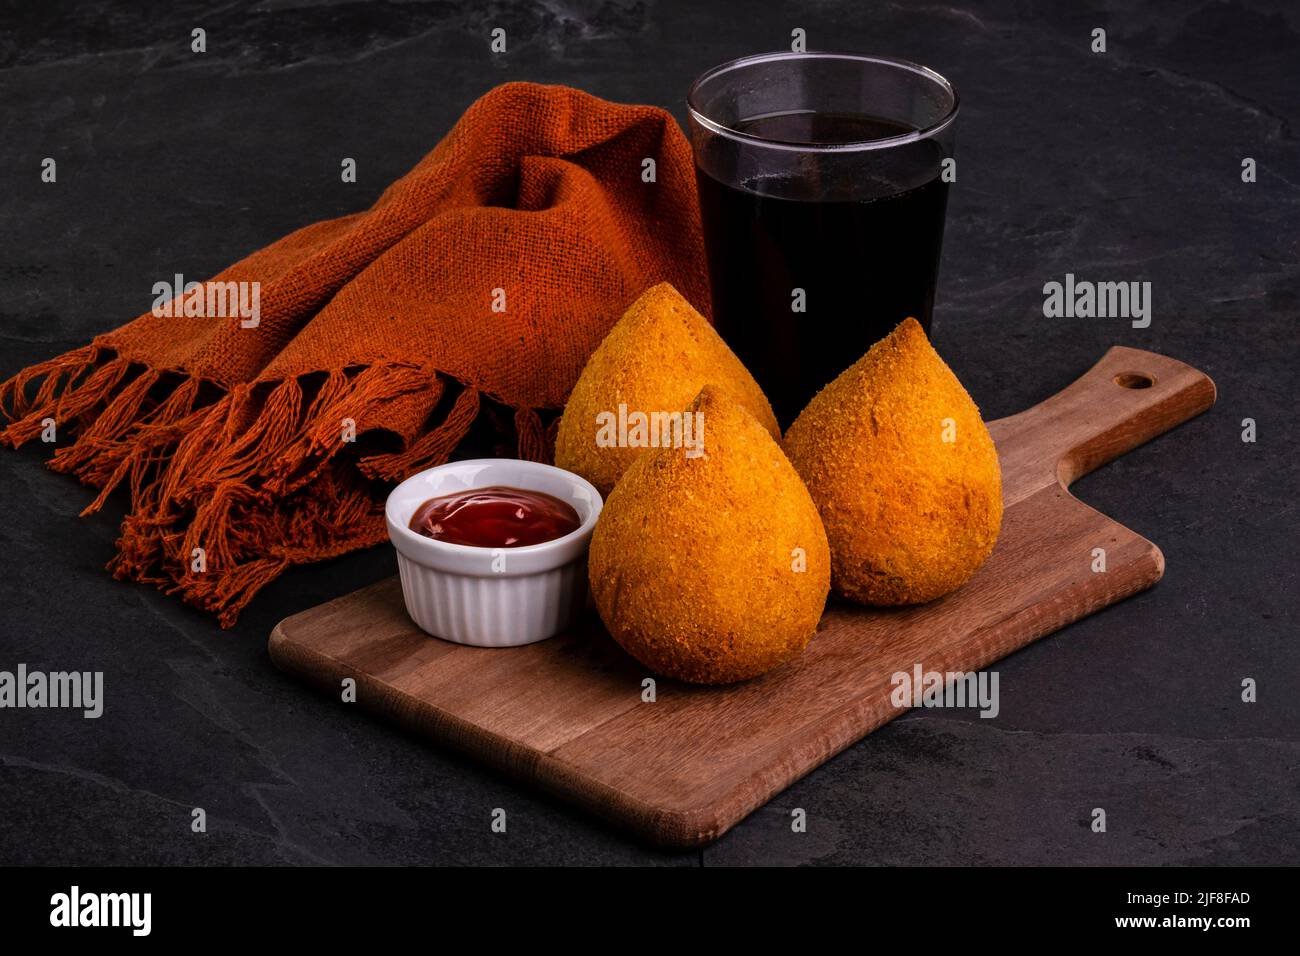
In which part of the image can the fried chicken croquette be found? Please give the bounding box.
[588,386,829,684]
[783,317,1002,606]
[555,282,779,497]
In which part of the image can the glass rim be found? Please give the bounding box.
[686,51,960,154]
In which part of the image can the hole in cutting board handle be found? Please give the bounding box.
[1114,372,1156,389]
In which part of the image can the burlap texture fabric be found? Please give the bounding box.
[0,82,709,626]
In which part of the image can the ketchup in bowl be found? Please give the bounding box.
[408,486,581,548]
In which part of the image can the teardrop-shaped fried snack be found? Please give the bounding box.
[556,282,779,497]
[589,386,829,684]
[784,317,1002,605]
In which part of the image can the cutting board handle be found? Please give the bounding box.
[991,346,1217,495]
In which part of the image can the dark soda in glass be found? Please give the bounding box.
[696,112,949,426]
[688,55,959,428]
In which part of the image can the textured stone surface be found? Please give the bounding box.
[0,0,1295,865]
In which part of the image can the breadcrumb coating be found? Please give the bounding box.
[556,282,780,497]
[589,386,830,684]
[783,318,1003,605]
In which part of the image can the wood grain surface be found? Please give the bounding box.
[269,346,1216,847]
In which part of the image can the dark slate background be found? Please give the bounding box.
[0,0,1295,866]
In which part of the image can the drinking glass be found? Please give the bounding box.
[688,52,959,426]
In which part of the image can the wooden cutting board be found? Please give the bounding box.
[269,346,1215,848]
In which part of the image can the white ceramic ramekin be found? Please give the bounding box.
[384,459,603,647]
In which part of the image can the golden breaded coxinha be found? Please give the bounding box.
[589,386,830,684]
[555,282,779,497]
[784,318,1002,605]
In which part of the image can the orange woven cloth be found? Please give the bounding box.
[0,82,710,627]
